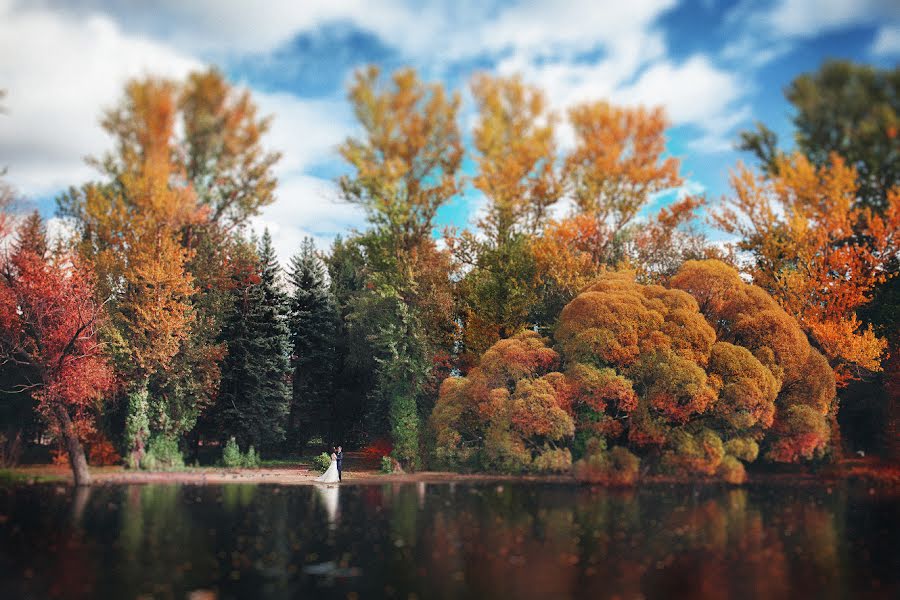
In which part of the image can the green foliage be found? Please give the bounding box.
[140,435,184,471]
[287,237,339,451]
[222,437,242,468]
[243,446,260,468]
[125,387,150,469]
[739,60,898,211]
[212,230,292,450]
[313,452,332,473]
[381,455,394,474]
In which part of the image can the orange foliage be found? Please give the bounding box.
[714,153,900,384]
[565,101,682,235]
[471,73,561,238]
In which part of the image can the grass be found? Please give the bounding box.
[0,468,65,485]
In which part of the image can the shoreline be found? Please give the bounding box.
[3,457,899,489]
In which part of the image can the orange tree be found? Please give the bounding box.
[713,153,900,385]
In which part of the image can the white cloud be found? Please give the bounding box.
[250,174,365,265]
[871,25,900,56]
[0,3,201,196]
[765,0,899,38]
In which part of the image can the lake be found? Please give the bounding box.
[0,480,897,599]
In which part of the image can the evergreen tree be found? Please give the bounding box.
[287,237,338,450]
[215,230,291,450]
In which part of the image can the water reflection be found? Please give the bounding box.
[313,484,340,525]
[0,481,896,599]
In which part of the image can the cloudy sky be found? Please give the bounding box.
[1,0,898,261]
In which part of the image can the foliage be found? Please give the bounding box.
[140,435,184,471]
[313,452,332,474]
[222,437,242,468]
[435,262,837,479]
[243,446,260,469]
[124,388,150,469]
[739,60,898,211]
[0,223,113,485]
[212,231,291,450]
[381,455,394,474]
[714,154,900,384]
[573,438,640,486]
[287,237,338,450]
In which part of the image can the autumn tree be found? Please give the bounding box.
[739,60,898,211]
[713,154,900,384]
[0,218,113,485]
[564,101,682,263]
[337,66,462,468]
[452,75,562,357]
[60,69,280,463]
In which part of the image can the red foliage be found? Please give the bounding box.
[360,439,393,459]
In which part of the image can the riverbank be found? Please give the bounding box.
[3,456,899,489]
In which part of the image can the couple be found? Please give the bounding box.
[316,445,343,483]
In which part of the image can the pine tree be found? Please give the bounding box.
[287,237,338,450]
[215,230,291,450]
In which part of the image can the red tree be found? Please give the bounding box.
[0,238,113,485]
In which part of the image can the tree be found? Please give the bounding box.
[471,73,562,240]
[337,66,463,467]
[739,60,899,211]
[287,237,338,450]
[214,231,291,450]
[0,218,113,485]
[339,66,463,257]
[713,153,900,384]
[564,100,682,263]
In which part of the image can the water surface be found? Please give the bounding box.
[0,481,897,599]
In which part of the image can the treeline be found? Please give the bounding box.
[0,60,897,484]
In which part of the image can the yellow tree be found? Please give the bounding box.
[714,153,900,384]
[471,73,562,240]
[454,74,563,357]
[564,101,682,259]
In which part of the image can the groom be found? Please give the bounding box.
[336,446,343,481]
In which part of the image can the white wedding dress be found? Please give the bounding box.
[316,453,340,483]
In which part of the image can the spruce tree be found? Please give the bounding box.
[216,230,291,450]
[287,237,338,450]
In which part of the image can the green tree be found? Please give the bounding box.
[287,237,338,450]
[739,60,899,211]
[214,230,291,450]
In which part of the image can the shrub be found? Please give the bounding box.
[532,446,572,473]
[725,437,759,462]
[243,446,260,468]
[140,435,184,471]
[717,455,747,484]
[574,438,640,485]
[222,437,242,468]
[313,452,332,473]
[381,455,394,474]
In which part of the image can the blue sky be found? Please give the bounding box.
[1,0,898,260]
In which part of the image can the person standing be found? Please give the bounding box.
[336,446,343,481]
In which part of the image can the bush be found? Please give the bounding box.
[140,435,184,471]
[717,455,747,484]
[313,452,332,473]
[532,446,572,473]
[222,437,242,468]
[243,446,260,468]
[381,455,394,474]
[574,438,640,485]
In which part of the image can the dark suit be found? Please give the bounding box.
[336,451,343,481]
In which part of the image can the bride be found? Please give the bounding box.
[316,448,341,483]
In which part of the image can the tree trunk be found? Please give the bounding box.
[54,403,91,486]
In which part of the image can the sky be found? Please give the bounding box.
[1,0,898,262]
